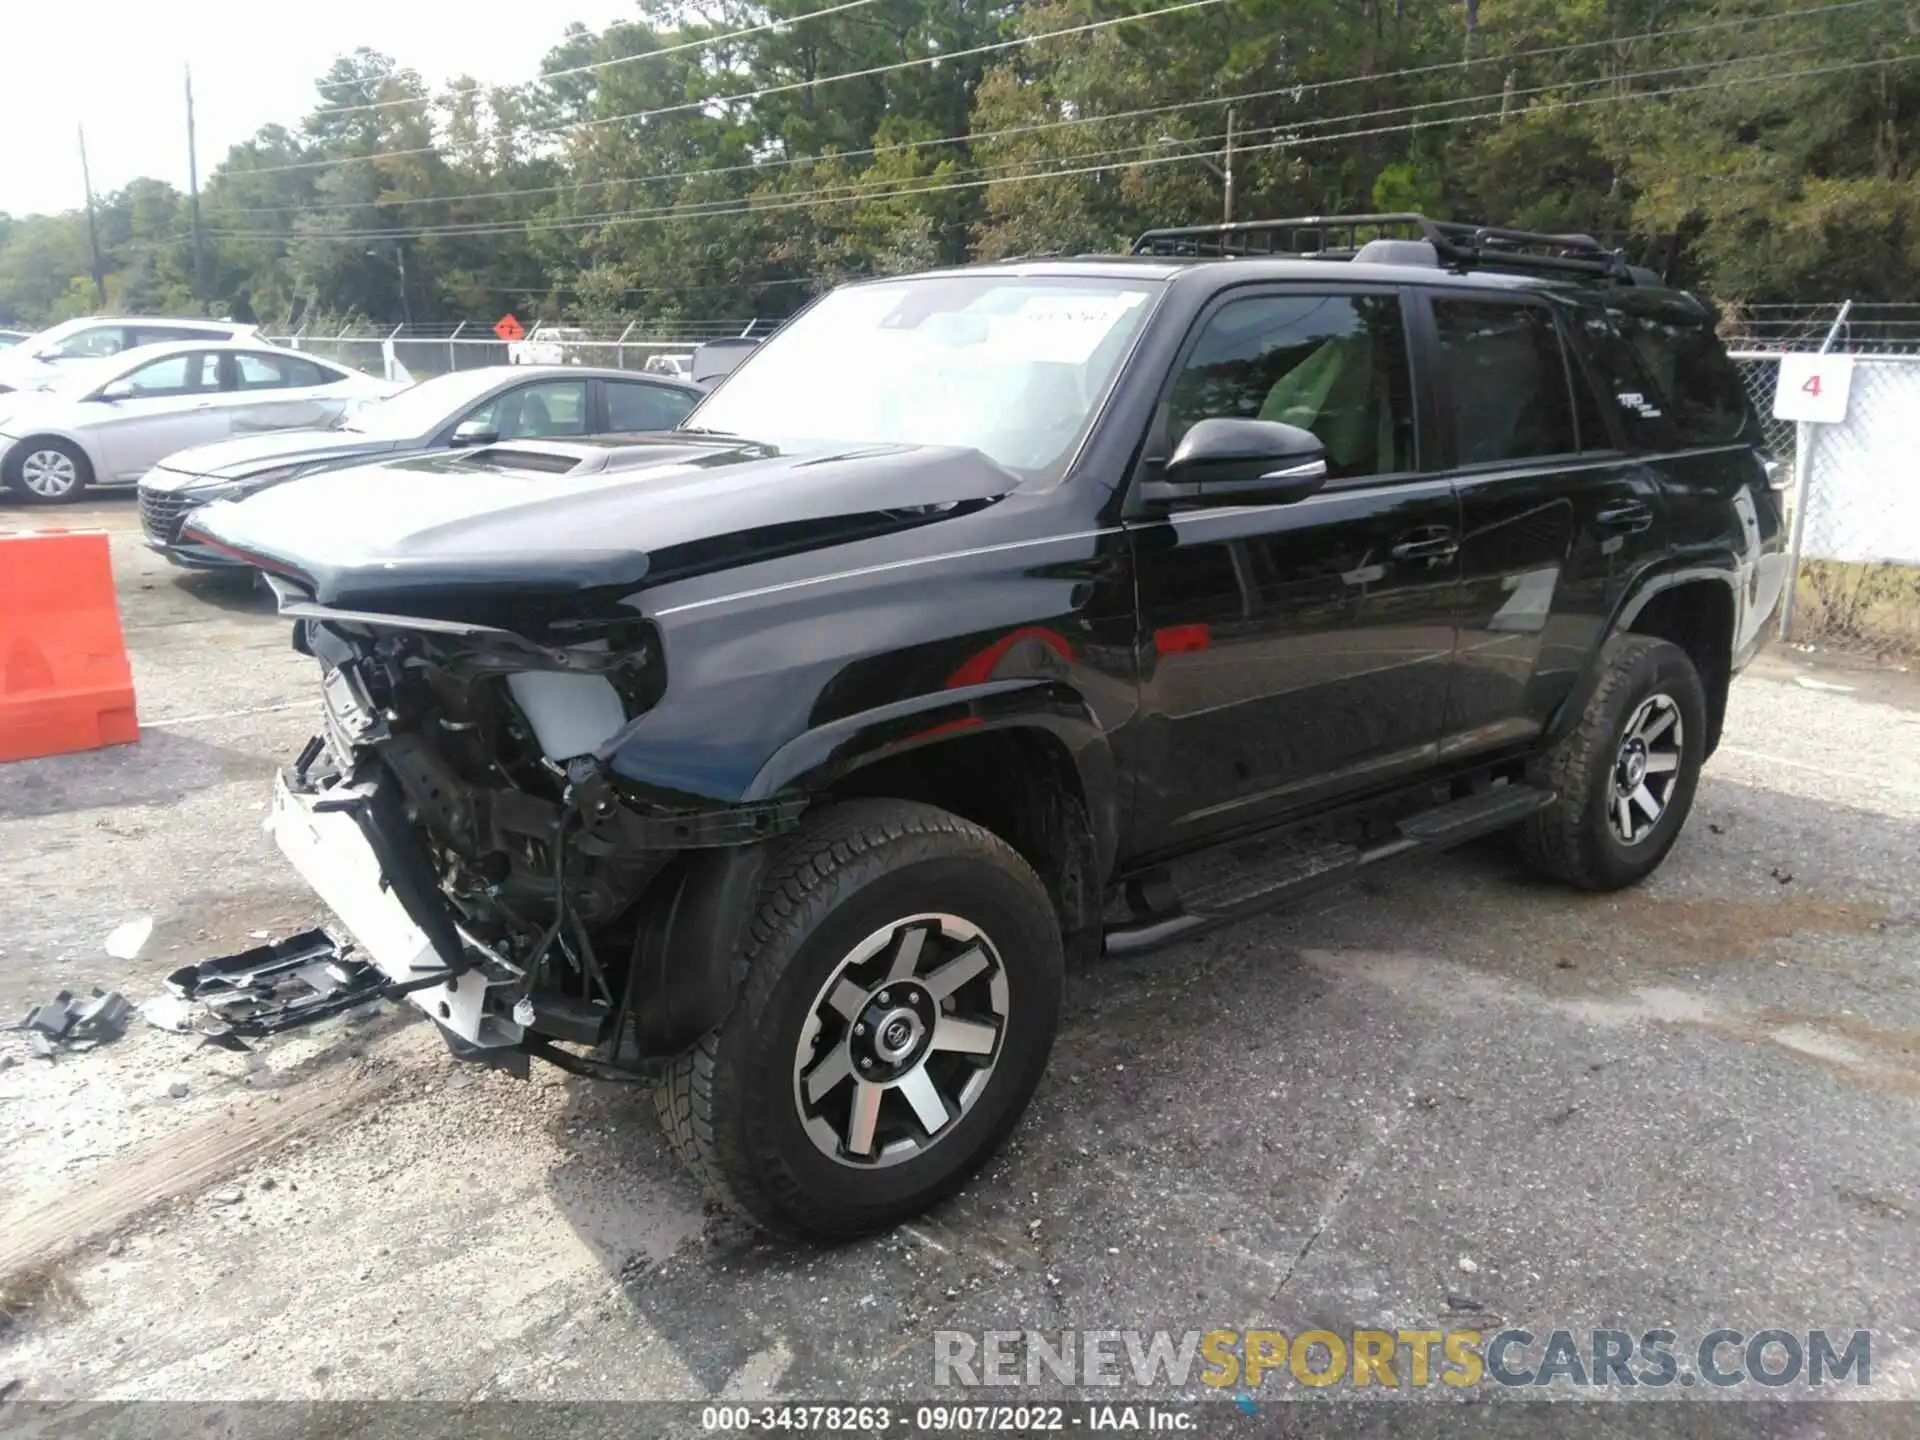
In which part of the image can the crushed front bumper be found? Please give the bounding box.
[267,771,525,1050]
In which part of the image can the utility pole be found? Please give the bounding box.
[77,126,106,308]
[185,64,207,306]
[394,244,412,327]
[1222,107,1236,225]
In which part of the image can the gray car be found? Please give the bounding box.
[139,364,700,567]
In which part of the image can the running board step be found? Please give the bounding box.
[1397,783,1555,842]
[1103,784,1555,957]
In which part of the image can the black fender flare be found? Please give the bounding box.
[624,679,1116,1057]
[1544,558,1741,746]
[742,676,1122,882]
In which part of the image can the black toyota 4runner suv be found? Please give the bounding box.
[190,215,1786,1237]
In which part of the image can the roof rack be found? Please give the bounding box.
[1130,212,1638,283]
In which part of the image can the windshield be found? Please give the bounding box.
[337,370,508,437]
[686,274,1159,475]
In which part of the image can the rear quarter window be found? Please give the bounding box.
[1591,299,1757,448]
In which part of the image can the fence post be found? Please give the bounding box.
[1778,299,1853,641]
[447,320,465,374]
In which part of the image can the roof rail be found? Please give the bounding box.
[1130,213,1638,283]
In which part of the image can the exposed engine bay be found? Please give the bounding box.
[272,602,803,1077]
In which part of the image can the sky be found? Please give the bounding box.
[1,0,639,217]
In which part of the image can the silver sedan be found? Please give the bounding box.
[0,342,397,503]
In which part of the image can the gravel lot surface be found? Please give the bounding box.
[2,497,1917,1434]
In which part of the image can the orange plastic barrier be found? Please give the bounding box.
[0,529,139,763]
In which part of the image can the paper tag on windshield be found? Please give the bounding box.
[997,292,1146,364]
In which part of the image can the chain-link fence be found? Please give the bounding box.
[1732,349,1920,660]
[1785,355,1920,659]
[261,321,764,383]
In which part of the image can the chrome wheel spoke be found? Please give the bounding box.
[931,1015,997,1055]
[924,945,988,1000]
[1629,783,1662,823]
[1614,795,1635,839]
[1644,751,1679,775]
[845,1080,883,1156]
[886,924,928,983]
[897,1065,950,1133]
[803,1042,853,1104]
[827,977,868,1021]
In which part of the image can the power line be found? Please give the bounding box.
[124,45,1908,292]
[212,0,1892,216]
[307,0,883,119]
[234,0,1231,177]
[200,42,1868,243]
[148,50,1898,265]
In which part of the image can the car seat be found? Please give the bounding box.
[517,392,554,437]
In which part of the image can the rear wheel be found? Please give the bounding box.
[1518,634,1706,890]
[4,438,93,503]
[656,799,1063,1238]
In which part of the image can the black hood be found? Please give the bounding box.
[185,437,1019,622]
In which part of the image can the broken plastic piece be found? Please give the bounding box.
[13,988,132,1050]
[165,929,386,1039]
[105,916,154,961]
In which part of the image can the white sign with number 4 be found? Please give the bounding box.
[1772,354,1855,424]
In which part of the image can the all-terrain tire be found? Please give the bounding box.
[655,799,1064,1238]
[1518,634,1708,891]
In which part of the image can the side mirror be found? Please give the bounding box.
[1140,417,1329,508]
[95,380,135,403]
[449,421,500,448]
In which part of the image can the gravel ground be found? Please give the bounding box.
[2,496,1918,1431]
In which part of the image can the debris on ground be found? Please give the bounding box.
[104,917,154,962]
[139,991,197,1033]
[163,929,385,1044]
[12,989,133,1054]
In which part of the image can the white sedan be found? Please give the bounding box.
[0,342,397,503]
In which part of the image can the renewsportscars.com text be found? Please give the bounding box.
[933,1327,1872,1391]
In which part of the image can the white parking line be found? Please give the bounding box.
[141,701,315,729]
[1718,745,1920,797]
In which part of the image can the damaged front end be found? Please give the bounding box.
[264,584,802,1079]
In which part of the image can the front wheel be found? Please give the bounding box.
[1518,634,1707,891]
[656,799,1064,1238]
[4,438,93,503]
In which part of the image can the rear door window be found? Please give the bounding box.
[1429,297,1581,464]
[605,379,695,432]
[1601,299,1756,447]
[234,353,294,389]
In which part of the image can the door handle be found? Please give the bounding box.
[1597,500,1653,532]
[1390,528,1459,564]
